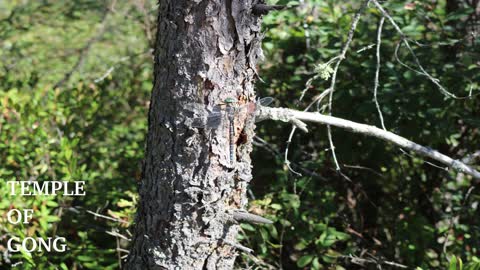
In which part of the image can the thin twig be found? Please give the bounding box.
[86,210,129,224]
[343,164,384,178]
[258,106,480,180]
[400,149,449,171]
[53,5,112,89]
[254,136,329,181]
[106,230,132,241]
[243,253,278,270]
[299,0,311,50]
[342,254,408,269]
[223,240,253,254]
[284,126,303,176]
[284,83,332,176]
[94,49,152,83]
[371,0,464,99]
[373,16,386,130]
[231,210,273,224]
[327,0,371,171]
[115,231,122,268]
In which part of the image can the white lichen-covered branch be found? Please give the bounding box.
[257,106,480,180]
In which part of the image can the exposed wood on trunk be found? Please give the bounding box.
[125,0,264,269]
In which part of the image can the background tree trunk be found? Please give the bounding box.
[466,0,480,45]
[446,0,480,43]
[125,1,263,269]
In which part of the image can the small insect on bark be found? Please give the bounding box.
[187,97,274,166]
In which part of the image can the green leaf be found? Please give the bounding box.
[117,199,134,208]
[240,223,256,232]
[312,257,323,269]
[45,200,59,207]
[20,249,36,266]
[297,255,314,267]
[77,255,93,262]
[64,148,72,160]
[449,256,459,270]
[270,203,282,210]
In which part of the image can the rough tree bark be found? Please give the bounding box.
[465,0,480,41]
[446,0,480,44]
[125,1,264,269]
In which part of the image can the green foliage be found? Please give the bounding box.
[245,0,480,269]
[1,0,479,269]
[0,0,154,268]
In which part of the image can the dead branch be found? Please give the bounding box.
[342,254,408,269]
[371,0,463,99]
[230,210,273,224]
[222,240,253,254]
[86,210,129,224]
[326,0,371,170]
[257,106,480,181]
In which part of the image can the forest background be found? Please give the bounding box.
[0,0,479,269]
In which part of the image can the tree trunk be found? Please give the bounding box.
[125,1,263,269]
[465,0,480,43]
[446,0,480,44]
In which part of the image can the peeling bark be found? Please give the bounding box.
[125,0,264,269]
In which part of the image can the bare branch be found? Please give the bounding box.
[258,106,480,180]
[94,49,153,83]
[53,5,112,89]
[253,136,329,181]
[222,240,253,254]
[327,0,371,170]
[106,230,132,241]
[299,0,311,50]
[373,16,386,130]
[371,0,463,99]
[86,210,129,224]
[289,2,370,176]
[230,210,273,224]
[342,254,408,269]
